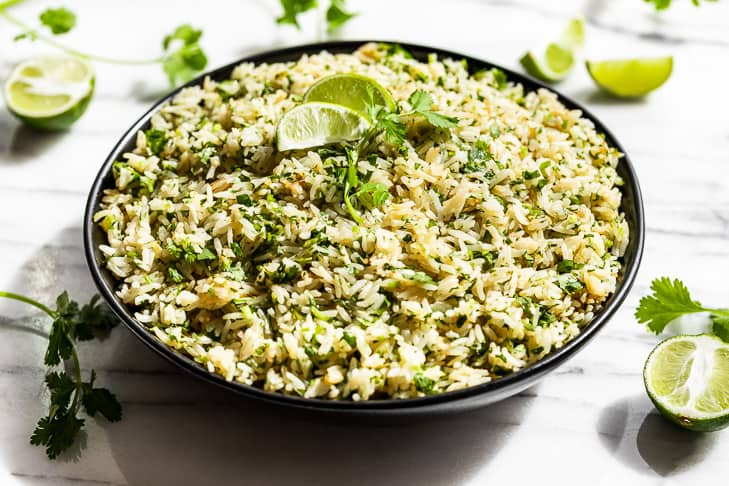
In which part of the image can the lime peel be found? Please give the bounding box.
[3,56,95,131]
[520,16,585,83]
[303,73,396,119]
[644,334,729,432]
[586,57,673,98]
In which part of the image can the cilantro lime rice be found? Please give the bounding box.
[94,43,628,400]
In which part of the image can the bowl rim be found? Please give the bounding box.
[83,40,645,413]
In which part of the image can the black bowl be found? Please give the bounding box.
[84,41,645,417]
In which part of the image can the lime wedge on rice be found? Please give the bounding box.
[303,73,397,119]
[3,55,94,131]
[586,57,673,98]
[520,16,585,83]
[276,101,370,151]
[644,334,729,432]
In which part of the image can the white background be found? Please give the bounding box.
[1,0,728,484]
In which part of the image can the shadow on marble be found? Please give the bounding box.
[636,410,717,476]
[0,121,66,164]
[596,394,716,477]
[569,88,649,107]
[102,328,535,486]
[0,228,535,484]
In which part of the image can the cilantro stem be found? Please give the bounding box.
[0,0,22,10]
[343,185,364,224]
[69,341,83,414]
[0,291,56,317]
[0,8,164,65]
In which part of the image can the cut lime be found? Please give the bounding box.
[520,16,585,83]
[586,57,673,98]
[3,56,95,131]
[276,101,370,152]
[644,334,729,432]
[303,73,396,119]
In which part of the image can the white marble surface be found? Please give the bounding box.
[1,0,728,484]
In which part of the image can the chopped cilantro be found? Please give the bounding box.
[145,129,166,155]
[414,374,436,394]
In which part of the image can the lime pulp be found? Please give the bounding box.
[276,101,370,152]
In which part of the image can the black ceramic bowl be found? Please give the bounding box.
[84,41,644,417]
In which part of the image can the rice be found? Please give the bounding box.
[95,43,628,400]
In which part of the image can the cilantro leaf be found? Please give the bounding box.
[277,0,318,28]
[376,112,408,147]
[71,294,117,341]
[45,316,73,367]
[408,89,433,112]
[406,271,437,286]
[161,24,208,87]
[145,129,167,155]
[326,0,356,32]
[635,278,707,334]
[712,313,729,343]
[81,372,122,423]
[414,373,436,394]
[39,7,76,35]
[30,411,84,460]
[643,0,715,9]
[406,89,459,129]
[557,274,584,294]
[162,24,202,50]
[352,182,390,210]
[45,372,75,410]
[420,110,459,129]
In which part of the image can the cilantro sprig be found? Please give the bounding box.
[644,0,718,10]
[277,0,356,32]
[0,2,207,87]
[635,277,729,341]
[333,88,457,223]
[0,290,121,459]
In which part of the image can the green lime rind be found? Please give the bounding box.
[303,73,396,119]
[586,57,673,98]
[519,16,584,84]
[10,80,94,132]
[558,16,585,50]
[644,334,729,432]
[276,101,370,152]
[520,45,575,83]
[3,56,95,131]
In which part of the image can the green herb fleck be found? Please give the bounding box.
[39,7,76,35]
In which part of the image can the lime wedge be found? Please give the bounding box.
[520,16,585,83]
[304,73,396,119]
[644,334,729,432]
[586,57,673,98]
[276,101,370,152]
[558,16,586,50]
[3,56,95,131]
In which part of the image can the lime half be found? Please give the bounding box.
[3,56,94,131]
[644,334,729,432]
[304,73,396,119]
[520,16,585,83]
[586,57,673,98]
[276,101,370,151]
